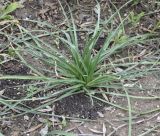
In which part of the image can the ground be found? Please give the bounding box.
[0,0,160,136]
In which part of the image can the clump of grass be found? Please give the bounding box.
[0,1,159,135]
[0,0,158,111]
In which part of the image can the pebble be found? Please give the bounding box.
[24,115,29,120]
[97,111,104,118]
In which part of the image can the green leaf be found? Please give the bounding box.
[0,2,23,20]
[128,11,144,26]
[1,15,13,20]
[0,132,4,136]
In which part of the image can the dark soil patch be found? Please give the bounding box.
[0,60,46,112]
[0,60,29,75]
[55,93,105,119]
[0,60,30,99]
[1,115,42,136]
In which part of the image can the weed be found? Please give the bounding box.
[0,2,23,25]
[152,20,160,32]
[128,11,144,26]
[0,0,158,113]
[26,85,38,96]
[0,1,159,135]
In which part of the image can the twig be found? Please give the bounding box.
[108,112,160,136]
[144,10,160,16]
[66,122,84,132]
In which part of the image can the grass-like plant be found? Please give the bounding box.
[0,2,23,25]
[0,1,159,135]
[1,0,159,113]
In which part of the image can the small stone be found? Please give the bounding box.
[24,115,29,120]
[124,13,128,17]
[0,90,4,95]
[97,112,104,118]
[157,116,160,123]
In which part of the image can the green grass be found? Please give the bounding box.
[0,2,23,25]
[0,0,159,135]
